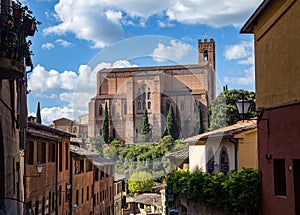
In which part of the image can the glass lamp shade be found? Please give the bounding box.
[37,163,44,174]
[236,99,251,115]
[66,183,72,190]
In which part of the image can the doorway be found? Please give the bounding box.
[293,159,300,215]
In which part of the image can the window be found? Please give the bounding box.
[48,143,55,162]
[99,105,103,116]
[59,143,62,171]
[148,102,151,109]
[274,159,286,196]
[137,102,141,110]
[123,103,127,115]
[142,102,146,110]
[35,200,39,215]
[26,141,34,165]
[86,160,93,172]
[95,168,99,181]
[206,147,214,173]
[82,188,84,204]
[87,186,89,201]
[65,143,69,170]
[204,50,208,61]
[142,83,147,90]
[142,92,146,100]
[112,105,116,116]
[219,147,229,173]
[137,94,141,100]
[147,92,151,100]
[80,160,84,173]
[166,100,170,113]
[37,142,46,164]
[76,190,79,205]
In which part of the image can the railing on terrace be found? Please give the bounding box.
[0,0,35,79]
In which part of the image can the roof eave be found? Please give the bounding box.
[240,0,273,34]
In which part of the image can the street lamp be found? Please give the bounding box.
[235,99,251,122]
[37,163,44,174]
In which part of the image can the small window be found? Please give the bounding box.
[166,100,170,113]
[137,94,141,100]
[147,92,151,100]
[112,105,116,116]
[48,143,55,163]
[148,102,151,109]
[207,147,215,173]
[26,141,34,165]
[274,159,286,196]
[142,102,146,110]
[142,92,146,100]
[99,105,103,116]
[204,50,208,61]
[124,103,127,115]
[37,142,46,164]
[142,83,147,90]
[137,102,141,110]
[219,147,229,173]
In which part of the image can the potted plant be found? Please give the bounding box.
[12,0,25,20]
[22,6,41,37]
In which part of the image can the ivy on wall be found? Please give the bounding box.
[166,168,260,213]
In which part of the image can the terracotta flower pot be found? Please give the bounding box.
[13,8,24,20]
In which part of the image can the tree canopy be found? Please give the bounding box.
[209,89,255,130]
[101,102,109,143]
[128,171,155,194]
[141,109,151,142]
[165,105,178,139]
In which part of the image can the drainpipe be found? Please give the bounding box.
[229,138,238,171]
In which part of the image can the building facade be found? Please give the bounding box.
[25,121,74,215]
[89,39,216,144]
[241,0,300,214]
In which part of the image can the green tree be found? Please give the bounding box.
[128,171,154,194]
[165,105,178,139]
[101,102,109,143]
[141,109,151,142]
[89,136,105,155]
[209,89,255,130]
[35,102,42,124]
[197,101,204,134]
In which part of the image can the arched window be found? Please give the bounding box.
[137,102,141,110]
[142,83,147,90]
[137,94,141,100]
[142,92,146,100]
[112,105,116,115]
[206,147,214,173]
[142,102,146,110]
[147,92,151,100]
[148,102,151,109]
[219,147,229,173]
[99,105,103,116]
[166,100,170,112]
[123,103,127,115]
[204,50,208,61]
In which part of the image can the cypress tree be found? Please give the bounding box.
[165,104,177,139]
[141,109,151,142]
[35,102,42,124]
[101,102,109,143]
[197,101,204,134]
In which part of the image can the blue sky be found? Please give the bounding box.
[23,0,262,125]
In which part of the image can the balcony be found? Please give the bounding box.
[0,1,36,79]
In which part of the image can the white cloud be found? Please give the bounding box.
[43,0,262,48]
[224,41,253,60]
[223,41,255,86]
[224,66,254,86]
[105,10,123,25]
[55,39,72,47]
[152,40,193,62]
[41,42,55,50]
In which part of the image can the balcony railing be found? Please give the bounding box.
[0,1,36,79]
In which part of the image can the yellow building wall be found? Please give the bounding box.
[235,129,258,171]
[254,0,300,108]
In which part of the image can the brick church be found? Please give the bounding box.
[88,38,216,144]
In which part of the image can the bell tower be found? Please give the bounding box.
[198,38,215,71]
